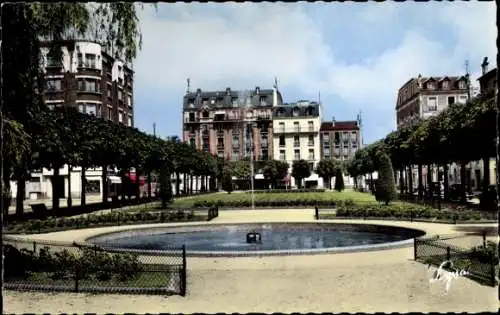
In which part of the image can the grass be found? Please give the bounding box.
[6,264,177,289]
[172,190,385,208]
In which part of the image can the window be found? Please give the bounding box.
[259,96,267,106]
[86,103,97,116]
[293,121,300,132]
[458,80,466,89]
[107,86,111,98]
[78,104,84,113]
[308,148,314,160]
[107,107,113,120]
[189,137,195,147]
[279,122,285,131]
[47,104,55,110]
[308,121,314,131]
[261,149,268,160]
[118,110,123,123]
[232,149,240,161]
[427,82,435,90]
[458,95,467,104]
[442,80,449,89]
[294,135,300,147]
[127,95,132,106]
[447,96,455,105]
[189,112,195,122]
[118,89,123,100]
[279,135,285,147]
[279,150,285,161]
[46,52,60,67]
[292,108,299,117]
[427,96,437,112]
[46,79,61,91]
[324,147,330,157]
[294,149,300,160]
[232,135,239,147]
[85,54,96,68]
[77,53,83,67]
[85,79,99,93]
[308,162,314,172]
[127,115,132,127]
[202,110,209,118]
[308,135,314,146]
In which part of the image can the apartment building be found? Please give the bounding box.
[320,119,361,161]
[396,75,469,129]
[41,40,134,126]
[10,40,135,203]
[272,100,322,188]
[182,85,283,161]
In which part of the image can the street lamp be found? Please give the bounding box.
[247,122,257,211]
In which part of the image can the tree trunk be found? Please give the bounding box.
[460,160,467,203]
[147,171,152,198]
[195,176,199,193]
[135,170,141,200]
[443,163,450,201]
[399,169,404,195]
[417,163,423,199]
[407,165,413,194]
[426,164,432,192]
[183,173,187,195]
[67,164,72,209]
[81,167,86,207]
[51,166,60,211]
[482,156,490,192]
[189,174,193,194]
[175,172,180,196]
[15,167,26,218]
[102,165,108,205]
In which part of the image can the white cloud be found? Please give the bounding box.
[133,2,496,142]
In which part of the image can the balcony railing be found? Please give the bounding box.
[293,141,300,147]
[308,141,314,146]
[273,126,317,134]
[308,156,315,161]
[232,143,240,148]
[279,156,286,161]
[261,141,268,148]
[217,143,224,149]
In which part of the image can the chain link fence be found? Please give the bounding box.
[3,237,187,296]
[414,235,498,286]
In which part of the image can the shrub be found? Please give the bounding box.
[221,168,233,193]
[479,185,498,211]
[374,152,396,205]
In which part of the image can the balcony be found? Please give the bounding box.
[273,126,317,134]
[308,156,315,161]
[232,142,240,148]
[308,141,314,146]
[293,155,301,161]
[216,131,224,137]
[279,143,285,148]
[217,143,224,150]
[279,156,286,161]
[201,132,209,138]
[261,141,268,148]
[256,114,271,120]
[293,141,300,147]
[77,61,98,70]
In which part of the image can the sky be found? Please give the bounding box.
[132,2,496,144]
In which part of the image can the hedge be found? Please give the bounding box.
[193,199,336,208]
[4,208,213,234]
[332,203,496,221]
[246,189,326,194]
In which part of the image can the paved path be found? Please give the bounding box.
[3,210,498,313]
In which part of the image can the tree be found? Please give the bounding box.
[291,160,311,189]
[315,159,337,189]
[374,151,396,205]
[221,167,233,193]
[334,167,345,192]
[263,160,289,189]
[159,163,172,209]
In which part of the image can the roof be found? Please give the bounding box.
[320,121,359,131]
[477,68,497,81]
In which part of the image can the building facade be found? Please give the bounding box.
[396,75,469,129]
[9,40,135,204]
[272,100,322,187]
[182,86,283,161]
[319,119,361,161]
[41,40,134,126]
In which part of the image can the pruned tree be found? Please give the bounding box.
[291,160,311,189]
[374,151,396,205]
[315,159,337,189]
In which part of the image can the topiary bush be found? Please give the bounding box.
[374,152,396,205]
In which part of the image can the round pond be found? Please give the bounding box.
[88,223,425,256]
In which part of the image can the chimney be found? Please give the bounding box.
[331,116,335,127]
[272,86,278,106]
[481,57,489,75]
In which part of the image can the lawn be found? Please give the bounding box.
[172,190,385,208]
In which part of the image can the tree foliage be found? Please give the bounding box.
[334,168,345,192]
[291,160,311,189]
[374,151,396,205]
[316,159,338,190]
[263,160,289,189]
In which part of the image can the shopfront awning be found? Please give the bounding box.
[108,176,122,184]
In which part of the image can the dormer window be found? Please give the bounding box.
[442,80,449,89]
[292,107,300,117]
[427,82,435,90]
[458,80,466,89]
[277,108,285,117]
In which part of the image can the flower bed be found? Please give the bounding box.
[193,199,336,208]
[246,189,326,194]
[4,208,215,235]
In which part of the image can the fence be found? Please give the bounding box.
[3,237,187,296]
[414,235,498,286]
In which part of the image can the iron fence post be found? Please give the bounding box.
[414,238,417,260]
[491,251,496,287]
[483,230,487,248]
[33,241,37,253]
[314,206,319,220]
[446,246,451,261]
[181,244,187,296]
